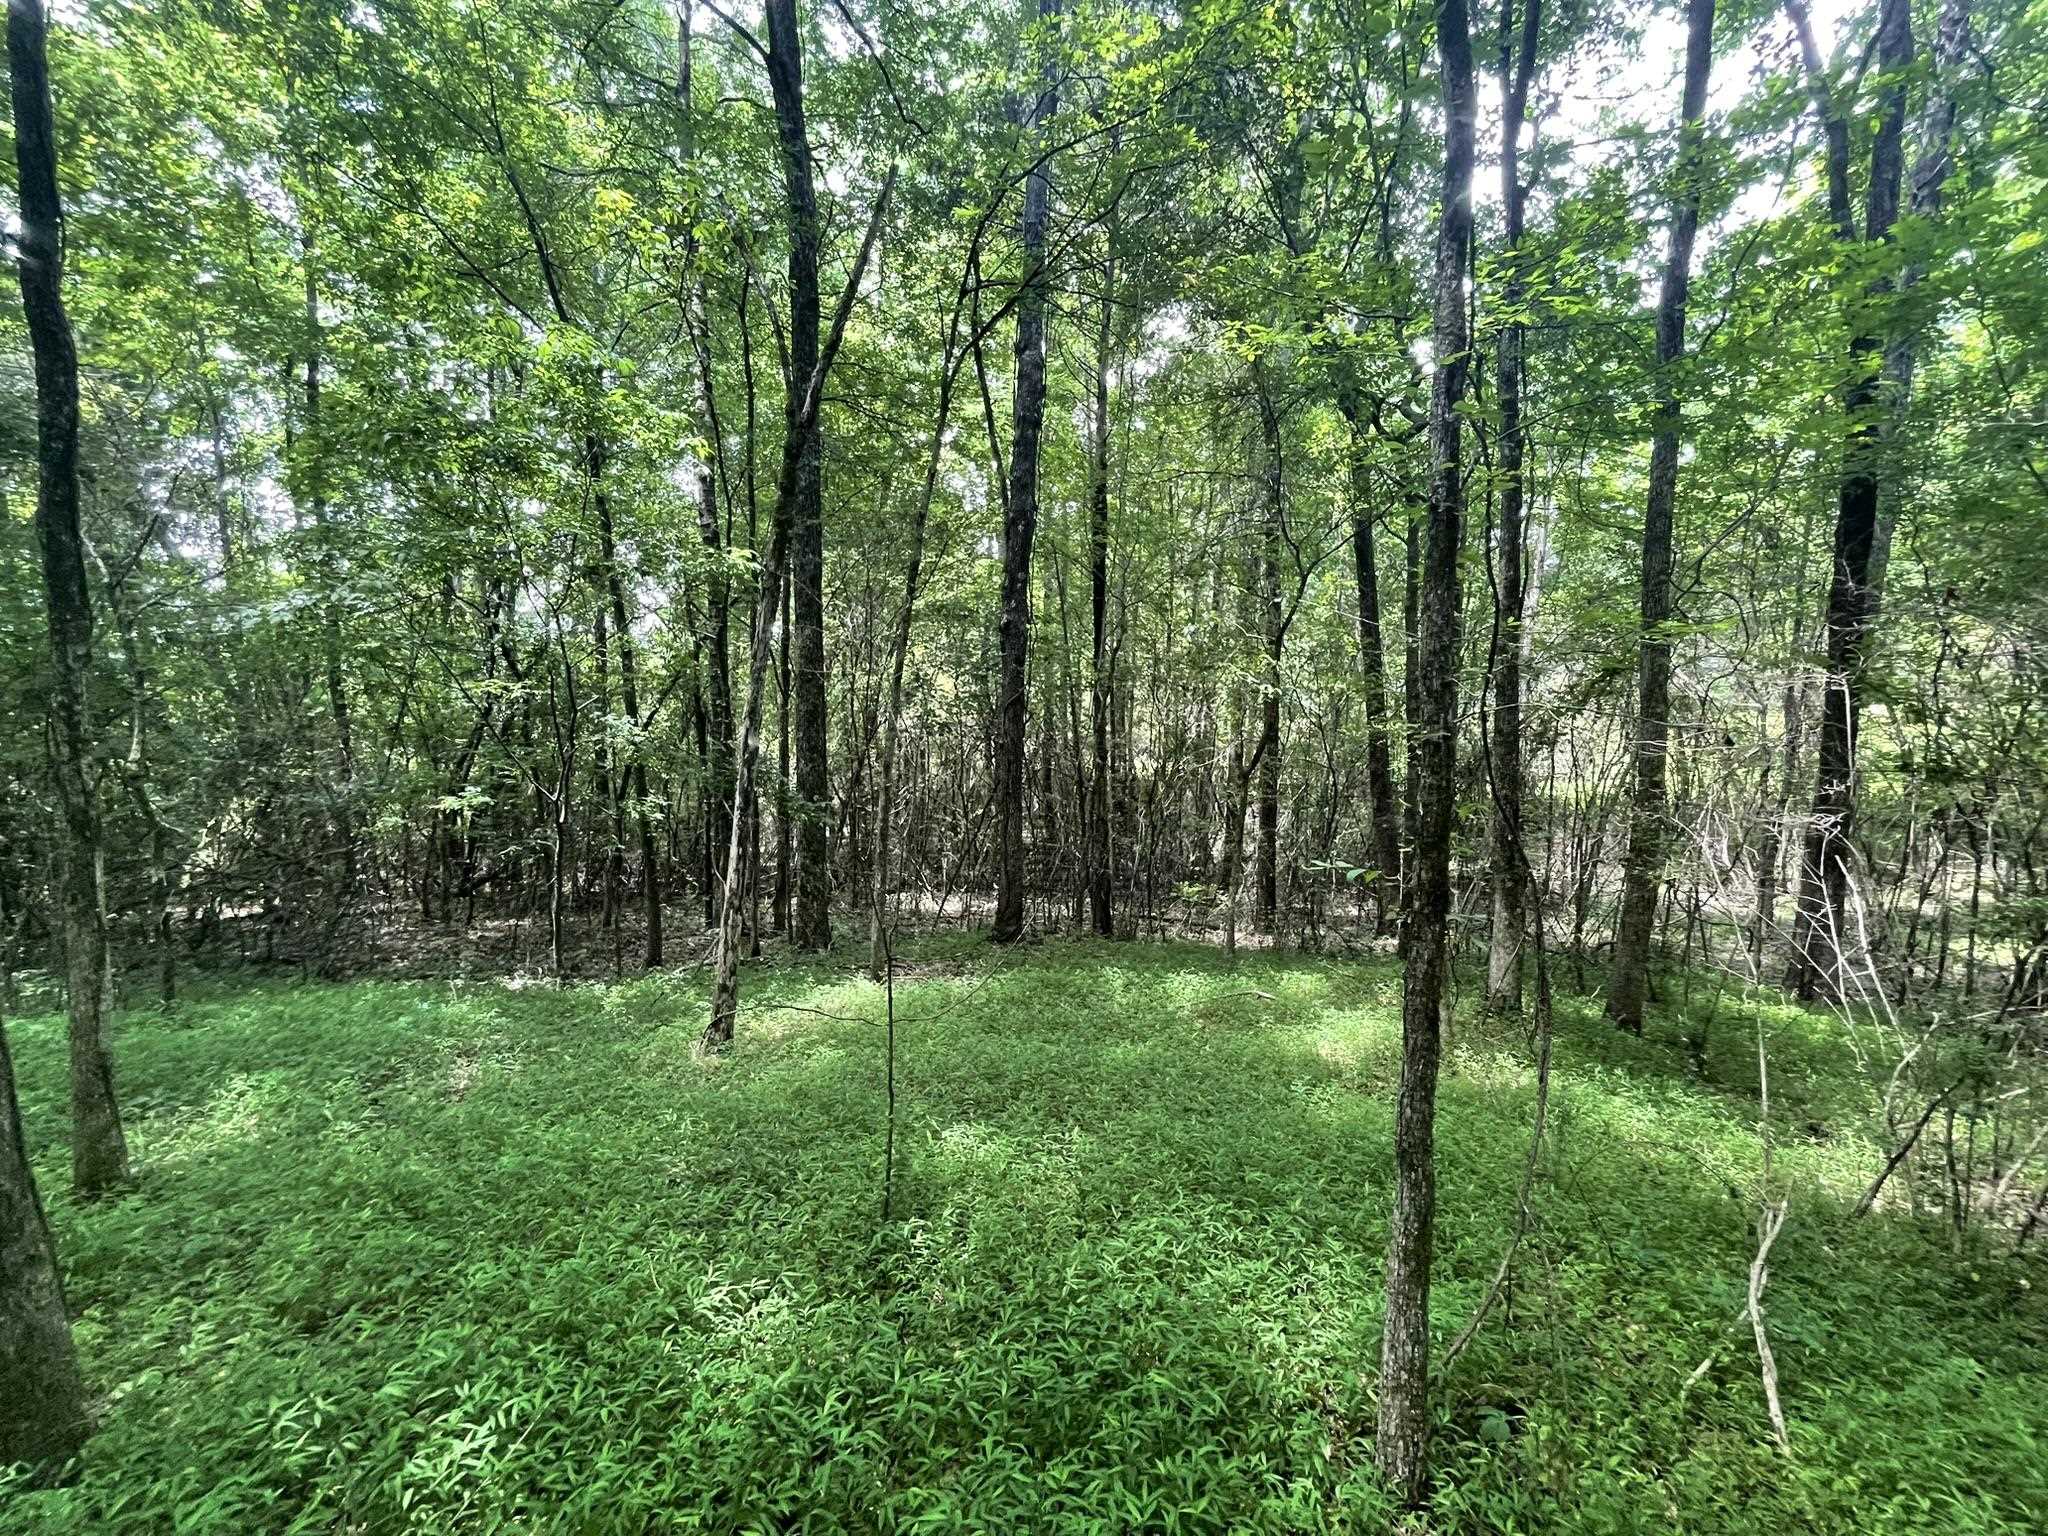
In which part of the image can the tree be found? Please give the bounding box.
[1375,0,1475,1502]
[10,0,129,1196]
[992,0,1059,946]
[703,0,894,1040]
[1484,0,1541,1016]
[0,1012,88,1478]
[1605,0,1718,1034]
[1786,0,1911,999]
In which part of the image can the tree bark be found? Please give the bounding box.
[1375,0,1474,1502]
[993,0,1059,945]
[1606,0,1716,1033]
[1254,364,1284,935]
[1787,0,1911,1000]
[11,0,129,1196]
[591,439,662,968]
[762,0,834,954]
[1485,0,1540,1015]
[1085,220,1116,939]
[0,1006,88,1480]
[1339,395,1401,933]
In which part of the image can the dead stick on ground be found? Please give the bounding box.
[1749,1015,1792,1453]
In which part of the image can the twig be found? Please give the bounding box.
[1748,1198,1792,1453]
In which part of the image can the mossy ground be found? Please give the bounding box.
[3,936,2042,1532]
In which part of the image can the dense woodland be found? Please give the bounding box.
[3,0,2047,1526]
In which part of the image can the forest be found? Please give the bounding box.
[2,0,2046,1527]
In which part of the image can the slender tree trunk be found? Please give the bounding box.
[993,0,1059,945]
[1254,365,1284,935]
[1375,0,1474,1502]
[1086,229,1116,939]
[1339,396,1401,933]
[301,241,356,891]
[1486,0,1540,1015]
[774,574,793,934]
[703,95,893,1043]
[1786,0,1911,999]
[873,280,975,973]
[1870,0,1969,604]
[753,0,834,955]
[11,0,128,1196]
[590,444,662,968]
[94,545,179,1007]
[1606,0,1716,1034]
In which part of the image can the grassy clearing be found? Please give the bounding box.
[2,937,2042,1533]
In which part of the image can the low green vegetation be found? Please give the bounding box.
[3,940,2041,1533]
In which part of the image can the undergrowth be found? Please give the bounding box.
[1,937,2041,1532]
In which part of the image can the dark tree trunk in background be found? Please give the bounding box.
[1869,0,1970,605]
[765,0,833,955]
[0,1010,88,1480]
[1339,395,1400,933]
[1254,365,1284,934]
[1485,0,1540,1016]
[11,0,129,1198]
[592,443,662,968]
[301,245,356,892]
[872,339,965,976]
[1375,0,1474,1502]
[1086,227,1116,939]
[680,1,722,961]
[1606,0,1716,1034]
[993,0,1059,946]
[1788,0,1911,999]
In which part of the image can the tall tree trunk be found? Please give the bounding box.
[591,439,662,967]
[774,573,793,934]
[1086,225,1116,939]
[1872,0,1971,601]
[1485,0,1540,1015]
[1254,364,1284,935]
[1606,0,1717,1033]
[993,0,1059,945]
[1339,395,1401,933]
[93,544,179,1007]
[761,0,834,954]
[676,0,730,967]
[302,241,356,892]
[1787,0,1911,999]
[1375,0,1474,1502]
[873,264,979,974]
[11,0,128,1197]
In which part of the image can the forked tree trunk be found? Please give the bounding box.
[1786,0,1911,999]
[11,0,128,1197]
[1606,0,1717,1033]
[1375,0,1475,1502]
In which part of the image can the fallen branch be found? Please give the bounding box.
[1747,1198,1792,1453]
[1852,1080,1959,1218]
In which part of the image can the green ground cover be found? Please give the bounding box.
[3,938,2041,1533]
